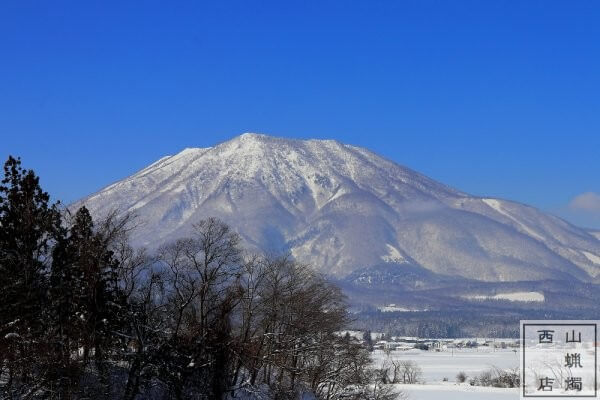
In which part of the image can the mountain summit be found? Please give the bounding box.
[77,133,600,284]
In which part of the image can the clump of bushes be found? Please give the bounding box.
[469,367,520,388]
[456,371,467,383]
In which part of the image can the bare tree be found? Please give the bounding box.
[397,360,423,384]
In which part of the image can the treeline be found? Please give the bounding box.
[352,311,521,338]
[0,157,395,400]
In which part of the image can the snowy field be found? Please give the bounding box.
[372,348,520,400]
[393,383,518,400]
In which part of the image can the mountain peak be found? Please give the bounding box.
[230,132,285,146]
[228,132,340,147]
[239,132,269,140]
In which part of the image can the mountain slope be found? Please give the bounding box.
[76,133,600,283]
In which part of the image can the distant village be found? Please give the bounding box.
[343,331,521,352]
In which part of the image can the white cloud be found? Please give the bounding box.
[569,192,600,212]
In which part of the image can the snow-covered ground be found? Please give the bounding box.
[462,291,545,302]
[393,383,518,400]
[372,348,519,382]
[378,304,428,312]
[372,348,520,399]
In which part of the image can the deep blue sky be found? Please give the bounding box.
[1,1,599,227]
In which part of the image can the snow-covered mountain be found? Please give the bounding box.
[76,133,600,284]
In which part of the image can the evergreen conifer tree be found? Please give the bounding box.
[0,156,61,394]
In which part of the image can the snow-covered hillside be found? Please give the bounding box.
[76,133,600,283]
